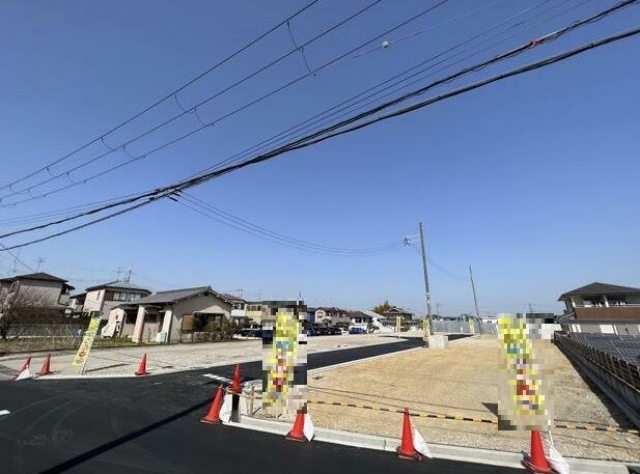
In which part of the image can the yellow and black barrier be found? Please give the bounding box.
[224,387,640,436]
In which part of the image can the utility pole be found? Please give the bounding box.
[125,267,133,283]
[469,265,481,334]
[528,303,534,314]
[419,222,433,335]
[35,257,45,272]
[436,302,441,317]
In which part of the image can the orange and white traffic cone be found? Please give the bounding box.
[230,363,241,393]
[522,430,553,473]
[286,411,307,442]
[397,407,421,460]
[37,353,52,376]
[18,356,31,374]
[135,353,149,376]
[200,386,224,424]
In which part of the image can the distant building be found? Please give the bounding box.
[83,280,152,321]
[383,306,414,325]
[221,293,249,326]
[244,300,307,325]
[314,307,349,326]
[558,282,640,335]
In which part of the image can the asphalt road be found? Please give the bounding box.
[0,336,520,474]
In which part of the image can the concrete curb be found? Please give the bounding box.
[228,415,629,474]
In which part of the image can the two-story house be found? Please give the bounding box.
[383,306,415,325]
[558,282,640,335]
[0,272,74,308]
[314,306,349,326]
[82,280,151,321]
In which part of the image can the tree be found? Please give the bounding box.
[0,287,65,340]
[372,300,392,315]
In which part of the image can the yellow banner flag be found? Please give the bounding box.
[72,316,101,367]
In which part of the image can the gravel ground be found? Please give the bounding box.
[0,333,402,378]
[303,335,639,463]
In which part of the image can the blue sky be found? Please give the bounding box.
[0,0,638,316]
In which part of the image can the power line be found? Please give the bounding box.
[176,192,406,256]
[0,0,606,210]
[0,0,575,230]
[0,0,388,204]
[0,25,638,251]
[0,0,322,195]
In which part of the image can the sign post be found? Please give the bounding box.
[72,316,102,375]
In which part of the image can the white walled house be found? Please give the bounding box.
[82,281,151,320]
[108,286,232,343]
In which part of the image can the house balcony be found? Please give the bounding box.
[573,305,640,321]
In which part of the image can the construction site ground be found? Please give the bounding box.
[0,333,402,379]
[303,335,639,463]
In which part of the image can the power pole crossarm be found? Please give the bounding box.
[419,222,433,335]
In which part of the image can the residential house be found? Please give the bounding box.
[82,280,151,321]
[65,292,86,318]
[314,306,349,326]
[306,307,317,324]
[244,300,307,325]
[383,306,415,325]
[221,293,250,326]
[0,272,74,308]
[558,282,640,335]
[108,286,232,343]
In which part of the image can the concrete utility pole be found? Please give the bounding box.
[469,265,481,334]
[419,222,433,335]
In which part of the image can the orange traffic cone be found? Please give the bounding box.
[230,363,241,393]
[200,386,224,424]
[135,353,149,376]
[37,353,52,376]
[522,430,553,473]
[286,411,307,442]
[397,407,421,460]
[18,356,31,373]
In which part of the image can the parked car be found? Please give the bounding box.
[348,327,367,334]
[305,327,317,336]
[329,326,342,335]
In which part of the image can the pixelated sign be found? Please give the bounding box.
[497,314,554,431]
[262,308,307,416]
[72,316,101,368]
[422,318,430,341]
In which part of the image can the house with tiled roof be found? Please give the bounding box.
[0,272,74,307]
[107,286,232,343]
[558,282,640,334]
[82,280,152,321]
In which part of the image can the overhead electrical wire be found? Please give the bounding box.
[0,0,577,234]
[0,25,637,252]
[0,0,450,207]
[0,0,387,203]
[0,1,634,235]
[4,0,618,209]
[0,0,323,195]
[0,0,582,229]
[196,0,596,177]
[175,192,406,256]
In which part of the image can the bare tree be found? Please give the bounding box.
[0,286,66,340]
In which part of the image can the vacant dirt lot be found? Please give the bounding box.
[306,335,639,463]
